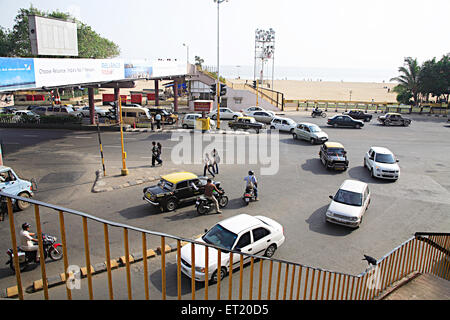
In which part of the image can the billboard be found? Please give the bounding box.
[0,58,36,91]
[28,15,78,56]
[124,60,153,79]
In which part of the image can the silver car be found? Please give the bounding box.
[293,122,328,144]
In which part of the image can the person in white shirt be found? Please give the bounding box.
[211,148,220,174]
[155,113,162,129]
[19,223,40,262]
[203,153,215,177]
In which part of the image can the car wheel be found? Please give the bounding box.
[255,128,260,134]
[182,124,188,129]
[310,138,316,145]
[211,115,217,120]
[355,124,361,129]
[333,123,338,128]
[211,267,228,283]
[165,198,177,212]
[290,128,294,134]
[363,159,367,168]
[270,126,275,130]
[233,115,238,120]
[16,192,31,210]
[293,133,297,140]
[371,169,376,179]
[264,244,277,258]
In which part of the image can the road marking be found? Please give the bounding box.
[54,144,75,147]
[23,134,39,137]
[73,136,93,139]
[103,145,121,148]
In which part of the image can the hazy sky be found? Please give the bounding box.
[0,0,449,71]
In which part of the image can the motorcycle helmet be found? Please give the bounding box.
[22,222,31,230]
[248,170,254,176]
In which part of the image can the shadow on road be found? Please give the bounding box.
[119,203,164,220]
[301,159,346,176]
[348,166,397,185]
[305,205,354,237]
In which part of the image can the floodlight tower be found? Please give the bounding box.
[253,28,275,91]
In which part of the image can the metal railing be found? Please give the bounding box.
[1,191,449,300]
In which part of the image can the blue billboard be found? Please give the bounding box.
[0,58,36,91]
[124,60,153,79]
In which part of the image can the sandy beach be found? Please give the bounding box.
[227,79,398,103]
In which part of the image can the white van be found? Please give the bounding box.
[121,106,151,125]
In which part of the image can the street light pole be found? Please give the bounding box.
[183,43,189,64]
[214,0,227,130]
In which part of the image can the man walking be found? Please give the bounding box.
[203,153,215,177]
[155,113,162,130]
[211,148,220,174]
[151,141,162,167]
[157,142,163,166]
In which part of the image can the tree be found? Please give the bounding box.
[390,57,421,106]
[1,5,120,58]
[194,56,204,67]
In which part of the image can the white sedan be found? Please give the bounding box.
[364,147,400,180]
[80,106,109,117]
[246,110,276,124]
[325,180,371,228]
[208,108,243,120]
[179,214,285,282]
[242,106,265,115]
[270,117,297,133]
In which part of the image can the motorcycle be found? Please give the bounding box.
[243,186,257,205]
[6,233,63,273]
[311,109,327,118]
[196,185,228,215]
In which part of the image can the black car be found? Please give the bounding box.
[343,110,372,122]
[228,116,264,134]
[143,172,216,212]
[327,115,364,129]
[147,107,177,124]
[377,113,411,127]
[319,142,349,171]
[1,106,17,114]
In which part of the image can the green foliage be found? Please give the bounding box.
[195,56,204,67]
[1,5,120,58]
[39,115,81,124]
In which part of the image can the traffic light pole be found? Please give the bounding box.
[118,98,129,176]
[216,0,221,130]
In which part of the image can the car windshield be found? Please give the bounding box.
[286,119,296,125]
[202,224,238,250]
[375,153,396,164]
[327,148,346,156]
[310,125,321,132]
[334,189,362,207]
[158,179,174,191]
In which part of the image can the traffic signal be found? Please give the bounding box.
[252,80,256,89]
[107,102,118,120]
[220,84,227,96]
[210,84,217,96]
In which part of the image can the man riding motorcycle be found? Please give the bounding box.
[244,170,259,201]
[19,223,40,263]
[205,178,223,214]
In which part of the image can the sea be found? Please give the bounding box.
[217,65,397,83]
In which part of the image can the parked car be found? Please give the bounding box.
[319,142,349,171]
[364,147,400,180]
[327,115,364,129]
[209,108,243,121]
[179,214,285,282]
[293,122,328,144]
[32,105,82,117]
[26,105,40,111]
[143,172,215,212]
[12,110,40,121]
[0,166,35,211]
[325,180,371,228]
[246,110,276,124]
[270,117,297,133]
[0,106,17,114]
[121,106,151,125]
[228,116,264,133]
[242,106,266,115]
[342,110,373,122]
[377,113,411,126]
[80,106,109,117]
[182,114,216,129]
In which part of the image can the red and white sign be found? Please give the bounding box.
[194,100,213,112]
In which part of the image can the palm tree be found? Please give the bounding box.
[390,57,421,106]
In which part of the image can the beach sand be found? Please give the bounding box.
[227,79,398,103]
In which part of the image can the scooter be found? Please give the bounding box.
[196,186,228,215]
[311,109,327,118]
[243,186,257,205]
[6,233,63,273]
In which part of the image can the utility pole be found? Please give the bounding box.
[214,0,228,130]
[118,98,128,176]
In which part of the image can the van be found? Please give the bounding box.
[121,106,151,125]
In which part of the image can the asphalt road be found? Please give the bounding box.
[1,111,449,299]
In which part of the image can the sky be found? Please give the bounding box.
[0,0,449,74]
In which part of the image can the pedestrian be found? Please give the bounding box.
[151,141,162,167]
[203,153,215,177]
[157,142,163,166]
[211,148,220,174]
[155,112,162,130]
[150,114,155,131]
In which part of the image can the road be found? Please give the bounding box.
[1,111,449,299]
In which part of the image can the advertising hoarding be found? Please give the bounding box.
[0,58,36,91]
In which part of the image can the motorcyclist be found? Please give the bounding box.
[204,178,223,214]
[313,106,320,114]
[19,223,40,263]
[244,170,259,201]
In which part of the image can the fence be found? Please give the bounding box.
[1,191,449,300]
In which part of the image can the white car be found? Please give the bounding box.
[80,106,108,117]
[364,147,400,180]
[293,122,328,144]
[242,106,265,115]
[246,110,276,124]
[179,214,285,282]
[325,180,371,228]
[13,110,40,119]
[208,108,243,120]
[270,117,297,133]
[181,113,216,129]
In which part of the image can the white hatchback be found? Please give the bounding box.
[182,113,216,129]
[325,180,371,228]
[270,117,297,133]
[179,214,285,282]
[364,147,400,180]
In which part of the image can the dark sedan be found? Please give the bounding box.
[327,115,364,129]
[342,110,372,122]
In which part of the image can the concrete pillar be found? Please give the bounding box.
[154,80,159,107]
[173,79,178,113]
[88,87,95,125]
